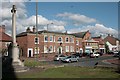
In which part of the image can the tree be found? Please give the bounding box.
[105,43,109,54]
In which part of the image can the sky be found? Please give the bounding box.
[1,0,119,38]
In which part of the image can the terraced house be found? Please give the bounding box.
[17,27,75,58]
[16,26,91,59]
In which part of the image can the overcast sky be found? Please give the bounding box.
[1,0,119,38]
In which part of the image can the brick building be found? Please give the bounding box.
[17,27,75,58]
[92,35,105,54]
[0,25,12,56]
[104,34,120,52]
[82,39,99,54]
[72,30,91,53]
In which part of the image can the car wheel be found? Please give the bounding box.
[69,60,71,63]
[76,59,79,62]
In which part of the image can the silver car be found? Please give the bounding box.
[61,55,80,63]
[54,55,66,61]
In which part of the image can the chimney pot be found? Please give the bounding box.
[26,27,31,32]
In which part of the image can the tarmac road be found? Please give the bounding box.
[43,55,118,68]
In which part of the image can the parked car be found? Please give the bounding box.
[61,55,80,63]
[54,54,67,61]
[95,52,103,56]
[113,51,119,57]
[90,52,100,58]
[72,53,82,57]
[108,51,114,54]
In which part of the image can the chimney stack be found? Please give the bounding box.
[33,26,36,33]
[0,25,5,33]
[26,27,31,33]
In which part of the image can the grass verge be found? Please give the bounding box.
[17,66,120,78]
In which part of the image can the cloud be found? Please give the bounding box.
[1,2,66,35]
[68,23,118,38]
[57,12,97,26]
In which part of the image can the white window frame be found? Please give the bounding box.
[34,47,39,54]
[57,37,63,42]
[70,37,74,43]
[65,46,69,52]
[70,46,74,52]
[49,45,53,53]
[44,45,48,53]
[34,37,39,44]
[44,35,48,42]
[50,36,53,42]
[65,37,69,43]
[54,36,56,42]
[54,46,56,52]
[76,40,79,45]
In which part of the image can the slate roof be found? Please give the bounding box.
[92,36,105,45]
[17,30,73,37]
[71,31,87,38]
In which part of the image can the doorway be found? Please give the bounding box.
[27,48,33,57]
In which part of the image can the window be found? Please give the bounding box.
[54,36,56,42]
[65,46,69,52]
[76,48,79,52]
[70,46,74,52]
[65,37,69,42]
[54,46,56,52]
[50,36,53,42]
[44,35,48,42]
[49,46,53,53]
[34,37,39,44]
[76,40,79,45]
[34,47,39,54]
[44,45,48,53]
[70,37,74,43]
[58,37,62,42]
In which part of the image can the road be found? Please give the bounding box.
[44,55,118,68]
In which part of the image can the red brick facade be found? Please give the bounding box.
[0,25,12,56]
[16,27,91,58]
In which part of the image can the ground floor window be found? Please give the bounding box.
[44,45,48,53]
[70,46,74,52]
[66,46,69,52]
[34,47,39,54]
[49,45,53,53]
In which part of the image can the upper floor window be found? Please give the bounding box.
[44,35,48,42]
[34,37,39,44]
[50,36,53,42]
[58,37,63,42]
[76,40,79,45]
[70,37,74,43]
[66,37,69,42]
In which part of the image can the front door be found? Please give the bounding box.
[58,47,62,54]
[27,48,33,57]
